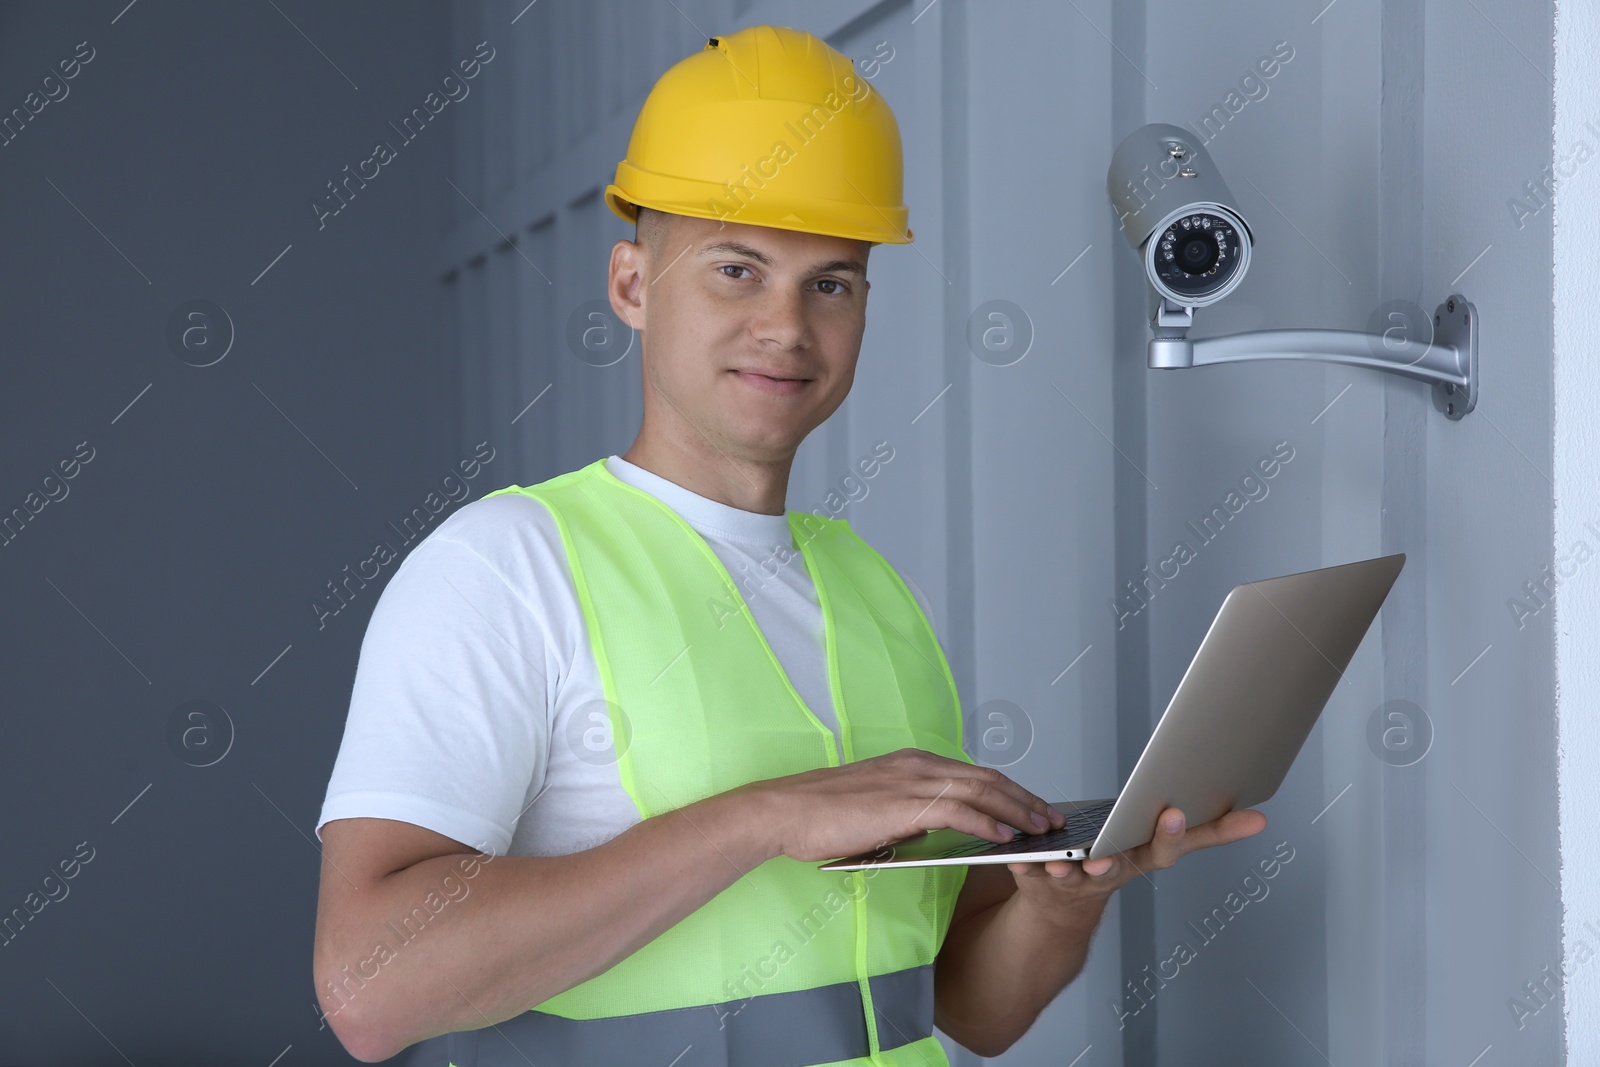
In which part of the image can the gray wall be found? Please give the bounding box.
[0,2,456,1062]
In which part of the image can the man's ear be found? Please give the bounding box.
[608,238,646,331]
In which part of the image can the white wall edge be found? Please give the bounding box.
[1553,0,1600,1060]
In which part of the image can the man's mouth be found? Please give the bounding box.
[730,368,812,395]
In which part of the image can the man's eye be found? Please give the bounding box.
[816,279,849,296]
[719,265,751,280]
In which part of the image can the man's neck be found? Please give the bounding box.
[621,436,792,516]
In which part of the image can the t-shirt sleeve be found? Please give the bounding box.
[315,534,550,855]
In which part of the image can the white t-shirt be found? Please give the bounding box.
[315,454,944,858]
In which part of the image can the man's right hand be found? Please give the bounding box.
[733,747,1067,863]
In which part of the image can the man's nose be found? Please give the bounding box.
[750,284,810,350]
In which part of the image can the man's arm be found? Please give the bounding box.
[932,805,1268,1057]
[313,750,1063,1062]
[933,864,1105,1057]
[314,790,779,1062]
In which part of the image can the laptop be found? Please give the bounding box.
[819,552,1405,870]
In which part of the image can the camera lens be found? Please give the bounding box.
[1150,211,1244,303]
[1177,234,1217,273]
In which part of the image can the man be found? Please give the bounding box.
[311,24,1265,1065]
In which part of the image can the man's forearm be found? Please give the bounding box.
[934,889,1109,1057]
[314,789,780,1061]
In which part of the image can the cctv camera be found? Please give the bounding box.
[1101,125,1477,421]
[1106,123,1254,308]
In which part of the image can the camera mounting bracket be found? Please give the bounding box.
[1145,293,1478,420]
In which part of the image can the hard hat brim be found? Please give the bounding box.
[605,182,912,245]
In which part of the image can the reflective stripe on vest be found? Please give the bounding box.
[445,961,935,1067]
[465,459,969,1066]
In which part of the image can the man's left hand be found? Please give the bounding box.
[1005,806,1268,921]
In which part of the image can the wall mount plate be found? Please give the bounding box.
[1431,294,1477,420]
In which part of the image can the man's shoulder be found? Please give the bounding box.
[409,488,565,572]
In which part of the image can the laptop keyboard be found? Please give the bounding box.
[938,799,1114,858]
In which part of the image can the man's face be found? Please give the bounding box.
[609,213,871,464]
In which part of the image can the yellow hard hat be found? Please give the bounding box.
[603,24,912,244]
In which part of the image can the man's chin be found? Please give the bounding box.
[723,424,811,461]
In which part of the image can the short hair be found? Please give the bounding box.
[633,204,669,258]
[633,203,876,259]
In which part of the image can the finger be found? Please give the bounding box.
[1147,807,1188,868]
[915,794,1026,843]
[1008,862,1062,885]
[907,777,1050,842]
[1081,855,1117,878]
[1213,808,1268,841]
[1173,808,1268,853]
[1091,815,1177,876]
[1084,807,1266,875]
[1009,859,1074,880]
[892,762,1015,841]
[914,754,1064,830]
[951,769,1062,836]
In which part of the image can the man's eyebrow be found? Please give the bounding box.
[699,240,866,277]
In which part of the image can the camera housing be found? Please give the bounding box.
[1107,123,1254,308]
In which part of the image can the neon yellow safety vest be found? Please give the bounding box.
[444,458,971,1067]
